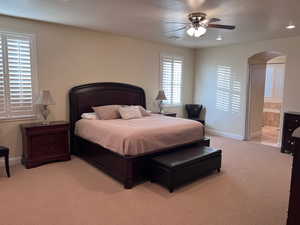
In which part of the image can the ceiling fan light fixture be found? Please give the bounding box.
[194,26,207,37]
[187,27,195,36]
[286,23,296,29]
[167,12,235,38]
[187,26,206,37]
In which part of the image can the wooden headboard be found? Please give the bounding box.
[68,82,146,152]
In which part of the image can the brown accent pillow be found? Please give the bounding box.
[92,105,121,120]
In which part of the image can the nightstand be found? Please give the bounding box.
[20,121,70,169]
[153,112,177,117]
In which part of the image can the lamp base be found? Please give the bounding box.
[41,120,50,125]
[158,100,164,113]
[40,105,50,125]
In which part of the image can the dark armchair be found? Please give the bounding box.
[185,104,203,120]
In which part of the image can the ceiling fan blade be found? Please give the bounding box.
[164,21,190,25]
[208,18,221,23]
[165,25,188,33]
[208,24,236,30]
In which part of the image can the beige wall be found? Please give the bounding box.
[194,36,300,139]
[0,15,195,159]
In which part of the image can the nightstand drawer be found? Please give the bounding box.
[25,125,68,136]
[30,133,68,158]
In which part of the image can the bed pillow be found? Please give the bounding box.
[92,105,121,120]
[139,106,151,117]
[119,106,142,120]
[81,112,98,120]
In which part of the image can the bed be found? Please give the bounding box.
[69,82,208,189]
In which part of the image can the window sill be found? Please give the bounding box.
[0,116,37,123]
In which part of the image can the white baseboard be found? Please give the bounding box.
[206,128,244,140]
[0,156,21,167]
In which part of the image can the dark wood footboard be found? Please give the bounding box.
[74,136,210,189]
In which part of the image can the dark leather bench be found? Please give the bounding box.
[150,144,222,192]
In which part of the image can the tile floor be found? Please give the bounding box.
[250,126,280,147]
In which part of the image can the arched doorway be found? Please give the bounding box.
[245,51,286,147]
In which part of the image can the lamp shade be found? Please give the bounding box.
[35,90,55,105]
[156,90,167,101]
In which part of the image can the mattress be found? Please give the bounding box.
[75,114,204,156]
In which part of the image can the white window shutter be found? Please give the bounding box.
[0,33,36,120]
[0,36,5,116]
[160,55,183,105]
[216,65,241,113]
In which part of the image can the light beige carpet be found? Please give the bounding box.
[0,136,292,225]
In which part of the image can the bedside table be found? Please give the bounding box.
[153,112,177,117]
[20,121,70,169]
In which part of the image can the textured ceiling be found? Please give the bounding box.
[0,0,299,48]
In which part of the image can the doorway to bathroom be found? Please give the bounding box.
[245,52,286,147]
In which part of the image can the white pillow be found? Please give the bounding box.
[119,106,142,120]
[81,112,98,120]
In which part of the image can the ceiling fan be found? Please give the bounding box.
[167,12,236,38]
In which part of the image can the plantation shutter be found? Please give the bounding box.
[0,33,36,119]
[0,36,5,116]
[216,65,241,113]
[160,55,183,105]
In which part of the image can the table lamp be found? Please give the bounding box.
[35,90,55,124]
[156,90,167,113]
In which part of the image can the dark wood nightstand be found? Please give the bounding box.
[163,112,177,117]
[153,112,177,117]
[20,121,70,169]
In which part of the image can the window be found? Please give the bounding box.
[216,65,241,113]
[264,66,273,98]
[160,55,183,105]
[0,32,37,120]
